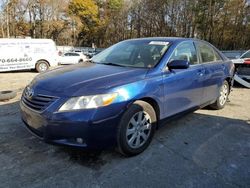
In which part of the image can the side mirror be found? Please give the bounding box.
[235,55,240,59]
[168,60,189,69]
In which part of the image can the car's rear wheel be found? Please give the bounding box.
[36,60,49,72]
[117,101,156,156]
[210,80,229,110]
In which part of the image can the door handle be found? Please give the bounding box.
[197,69,205,76]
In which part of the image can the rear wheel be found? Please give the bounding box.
[117,101,156,156]
[35,60,49,72]
[210,80,229,110]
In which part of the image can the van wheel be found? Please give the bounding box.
[117,101,156,156]
[210,80,229,110]
[36,60,49,72]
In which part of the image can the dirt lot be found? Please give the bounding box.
[0,70,250,188]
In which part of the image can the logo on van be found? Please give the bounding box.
[25,87,34,99]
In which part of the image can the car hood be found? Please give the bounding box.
[31,63,148,96]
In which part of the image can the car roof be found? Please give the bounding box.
[126,37,198,43]
[126,37,221,51]
[125,37,227,60]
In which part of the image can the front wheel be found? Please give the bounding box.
[210,80,229,110]
[35,60,49,72]
[117,101,156,156]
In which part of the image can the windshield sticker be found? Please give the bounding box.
[149,41,169,46]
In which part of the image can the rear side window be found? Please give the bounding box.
[197,43,222,63]
[169,42,198,65]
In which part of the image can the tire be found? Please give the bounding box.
[35,60,49,72]
[117,100,157,156]
[78,59,83,63]
[0,90,17,101]
[210,80,229,110]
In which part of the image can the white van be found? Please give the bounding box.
[0,38,58,72]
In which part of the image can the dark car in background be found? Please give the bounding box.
[84,48,103,58]
[221,50,245,60]
[20,37,235,156]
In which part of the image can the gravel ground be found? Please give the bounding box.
[0,69,250,188]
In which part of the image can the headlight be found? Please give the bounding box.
[58,93,118,112]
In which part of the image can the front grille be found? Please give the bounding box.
[22,93,57,112]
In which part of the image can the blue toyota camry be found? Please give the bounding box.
[20,38,235,156]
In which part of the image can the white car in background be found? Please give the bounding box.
[59,52,88,65]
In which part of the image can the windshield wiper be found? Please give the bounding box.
[101,62,127,67]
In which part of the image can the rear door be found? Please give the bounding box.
[162,41,205,117]
[195,42,225,104]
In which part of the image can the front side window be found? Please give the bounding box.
[198,43,222,63]
[92,40,170,68]
[169,42,198,65]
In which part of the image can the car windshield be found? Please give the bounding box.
[241,51,250,59]
[92,40,170,68]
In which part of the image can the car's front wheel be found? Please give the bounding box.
[117,101,156,156]
[210,80,229,110]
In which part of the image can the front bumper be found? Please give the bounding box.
[20,99,127,149]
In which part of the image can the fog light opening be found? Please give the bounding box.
[76,138,84,144]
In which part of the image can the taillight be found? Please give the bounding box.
[244,59,250,64]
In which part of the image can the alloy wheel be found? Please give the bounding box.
[219,83,228,106]
[126,111,152,149]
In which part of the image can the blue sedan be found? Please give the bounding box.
[20,38,235,156]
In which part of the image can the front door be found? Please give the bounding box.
[162,41,205,118]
